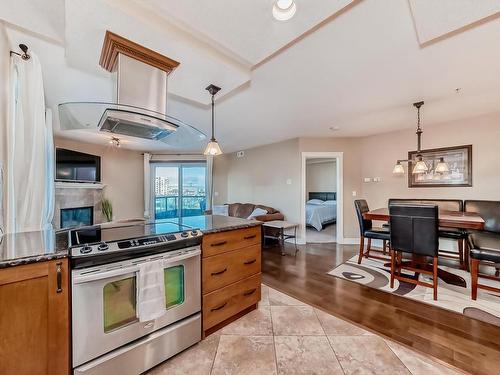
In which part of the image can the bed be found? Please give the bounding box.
[305,192,337,231]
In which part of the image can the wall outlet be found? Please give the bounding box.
[286,178,292,185]
[363,177,371,183]
[352,191,357,197]
[236,151,245,158]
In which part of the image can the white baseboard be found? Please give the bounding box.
[340,237,360,245]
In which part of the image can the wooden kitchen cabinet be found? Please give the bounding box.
[0,259,70,375]
[201,226,262,336]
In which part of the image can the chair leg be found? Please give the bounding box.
[357,236,365,264]
[471,258,479,300]
[366,238,371,258]
[383,240,387,255]
[390,248,395,289]
[433,256,438,301]
[458,239,464,269]
[397,252,402,277]
[464,240,470,272]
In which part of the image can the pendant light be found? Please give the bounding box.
[204,84,223,156]
[392,101,449,175]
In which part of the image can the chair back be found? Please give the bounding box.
[388,198,463,212]
[354,199,372,235]
[464,200,500,234]
[389,204,439,257]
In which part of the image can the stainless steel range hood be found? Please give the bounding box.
[96,54,177,140]
[58,31,206,149]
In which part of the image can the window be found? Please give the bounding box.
[152,162,207,219]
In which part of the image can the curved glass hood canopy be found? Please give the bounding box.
[58,101,207,151]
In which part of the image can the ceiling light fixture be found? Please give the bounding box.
[204,84,223,156]
[392,101,450,176]
[272,0,297,21]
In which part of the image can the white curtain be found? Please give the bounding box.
[143,152,152,219]
[5,52,54,233]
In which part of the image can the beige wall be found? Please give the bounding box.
[216,139,302,223]
[55,138,144,221]
[0,22,9,230]
[306,160,337,196]
[216,111,500,241]
[359,111,500,209]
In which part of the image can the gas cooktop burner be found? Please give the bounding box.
[69,221,202,269]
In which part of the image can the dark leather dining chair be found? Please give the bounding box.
[465,200,500,299]
[389,204,440,300]
[354,200,390,264]
[388,199,466,268]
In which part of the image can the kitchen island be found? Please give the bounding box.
[0,215,262,374]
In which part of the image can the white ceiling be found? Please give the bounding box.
[2,0,500,153]
[133,0,355,65]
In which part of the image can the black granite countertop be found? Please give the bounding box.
[164,215,262,234]
[0,229,69,269]
[0,215,260,269]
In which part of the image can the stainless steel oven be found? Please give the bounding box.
[72,245,201,373]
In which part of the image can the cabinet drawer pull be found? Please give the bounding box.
[56,262,63,293]
[243,234,256,240]
[243,259,257,265]
[243,288,257,296]
[211,302,228,312]
[211,241,227,247]
[211,268,228,276]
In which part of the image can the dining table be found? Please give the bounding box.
[363,207,485,230]
[362,207,485,285]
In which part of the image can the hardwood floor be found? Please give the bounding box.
[262,242,500,375]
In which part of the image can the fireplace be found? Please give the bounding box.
[60,206,94,229]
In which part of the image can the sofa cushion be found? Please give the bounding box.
[227,203,242,217]
[247,207,268,220]
[234,203,256,219]
[256,205,278,214]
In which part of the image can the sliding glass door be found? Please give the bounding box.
[152,163,207,219]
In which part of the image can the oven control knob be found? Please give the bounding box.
[80,245,92,254]
[97,242,109,251]
[180,231,189,238]
[191,230,198,236]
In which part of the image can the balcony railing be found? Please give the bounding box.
[154,195,206,219]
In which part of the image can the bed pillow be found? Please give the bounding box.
[247,207,268,220]
[307,199,325,205]
[324,200,336,205]
[212,205,229,216]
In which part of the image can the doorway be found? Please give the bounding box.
[300,152,343,244]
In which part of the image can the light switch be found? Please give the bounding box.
[286,178,292,185]
[363,177,371,183]
[214,191,219,197]
[352,191,357,197]
[373,177,382,182]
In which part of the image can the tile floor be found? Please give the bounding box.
[147,284,463,375]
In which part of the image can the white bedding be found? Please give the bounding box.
[306,201,337,231]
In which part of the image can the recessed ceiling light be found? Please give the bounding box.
[329,126,340,131]
[272,0,297,21]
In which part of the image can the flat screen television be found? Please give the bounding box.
[56,148,101,183]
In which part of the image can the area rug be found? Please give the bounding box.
[328,255,500,327]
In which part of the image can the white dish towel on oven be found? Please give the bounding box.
[137,259,167,322]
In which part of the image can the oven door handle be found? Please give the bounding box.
[73,249,201,284]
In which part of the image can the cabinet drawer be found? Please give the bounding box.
[203,273,261,330]
[203,245,261,294]
[202,226,261,257]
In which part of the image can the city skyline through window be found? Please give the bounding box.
[152,163,207,219]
